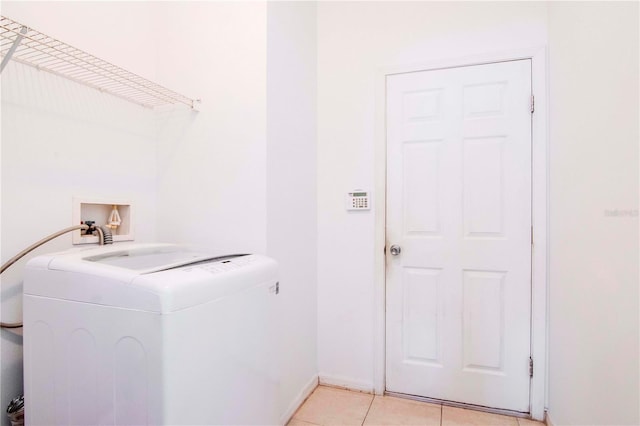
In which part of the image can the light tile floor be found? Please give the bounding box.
[288,386,546,426]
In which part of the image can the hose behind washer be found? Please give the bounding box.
[1,223,111,328]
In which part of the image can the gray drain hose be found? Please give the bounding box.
[6,394,24,426]
[101,226,113,244]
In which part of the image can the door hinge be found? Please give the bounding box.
[529,357,534,378]
[531,226,534,246]
[530,95,535,113]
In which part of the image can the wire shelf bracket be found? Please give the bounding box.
[0,15,199,110]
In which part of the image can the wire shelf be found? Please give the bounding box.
[0,15,197,109]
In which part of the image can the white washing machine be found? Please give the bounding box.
[23,243,280,425]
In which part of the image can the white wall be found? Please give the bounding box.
[547,2,639,425]
[154,1,267,253]
[266,3,318,421]
[316,1,548,391]
[0,4,160,422]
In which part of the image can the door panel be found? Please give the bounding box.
[403,267,441,365]
[386,60,532,412]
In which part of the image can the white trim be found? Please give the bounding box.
[373,46,548,421]
[318,374,375,394]
[529,46,549,422]
[279,374,318,426]
[373,64,388,398]
[546,410,555,426]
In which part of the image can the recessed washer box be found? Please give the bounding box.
[72,197,133,244]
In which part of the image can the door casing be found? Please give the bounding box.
[372,47,548,421]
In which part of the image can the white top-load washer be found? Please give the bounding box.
[23,243,279,426]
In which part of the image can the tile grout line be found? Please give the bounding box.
[361,394,376,426]
[440,402,443,426]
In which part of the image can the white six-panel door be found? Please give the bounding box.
[385,60,532,412]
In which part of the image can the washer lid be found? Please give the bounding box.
[24,244,278,312]
[82,245,243,273]
[34,243,237,278]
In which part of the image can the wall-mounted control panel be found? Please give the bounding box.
[346,190,370,211]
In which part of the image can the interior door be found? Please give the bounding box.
[385,60,532,412]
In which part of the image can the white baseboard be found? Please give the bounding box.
[545,411,554,426]
[318,373,375,394]
[279,374,318,426]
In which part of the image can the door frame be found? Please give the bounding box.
[373,47,548,421]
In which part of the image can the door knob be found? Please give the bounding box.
[389,245,401,256]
